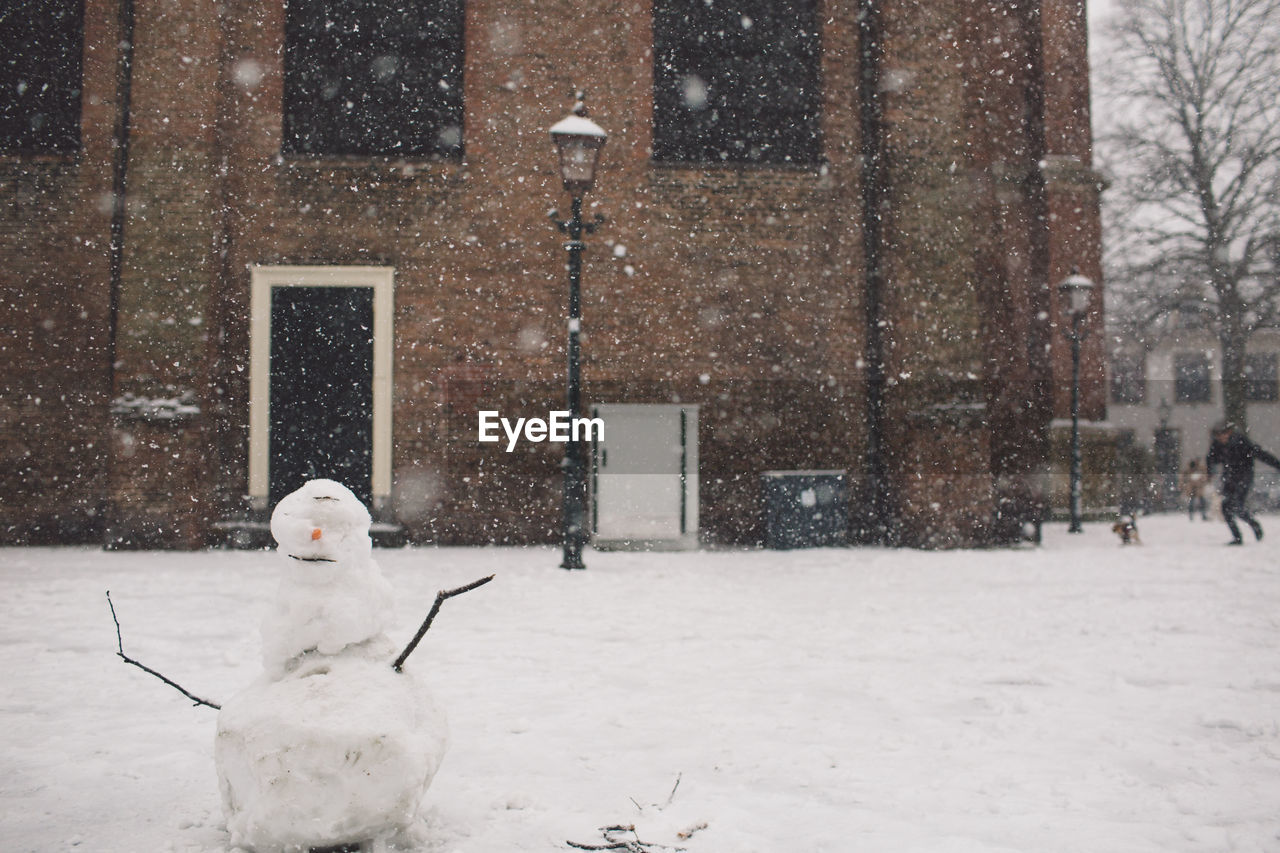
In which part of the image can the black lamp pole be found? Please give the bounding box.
[1058,270,1095,534]
[550,99,606,570]
[561,195,587,569]
[1067,310,1084,533]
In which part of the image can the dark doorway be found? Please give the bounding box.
[269,286,374,507]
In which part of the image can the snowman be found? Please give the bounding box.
[215,479,448,853]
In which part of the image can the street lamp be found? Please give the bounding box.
[1058,269,1096,533]
[1153,397,1180,511]
[550,98,607,570]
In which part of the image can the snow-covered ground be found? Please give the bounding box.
[3,514,1279,853]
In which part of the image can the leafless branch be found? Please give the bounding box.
[392,574,494,672]
[106,591,222,710]
[1100,0,1280,426]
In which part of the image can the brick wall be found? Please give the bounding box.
[0,0,120,543]
[0,0,1107,547]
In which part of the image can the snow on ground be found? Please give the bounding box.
[2,514,1279,853]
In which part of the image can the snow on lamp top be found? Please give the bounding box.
[549,113,607,139]
[550,101,607,197]
[1057,269,1095,318]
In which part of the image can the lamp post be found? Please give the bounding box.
[550,99,606,570]
[1058,269,1096,533]
[1153,397,1180,511]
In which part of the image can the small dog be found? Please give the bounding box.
[1112,515,1141,545]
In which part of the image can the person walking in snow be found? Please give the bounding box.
[1181,458,1209,521]
[1206,421,1280,545]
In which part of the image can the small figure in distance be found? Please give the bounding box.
[1112,514,1141,545]
[1181,458,1209,521]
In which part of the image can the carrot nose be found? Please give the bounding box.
[311,528,323,541]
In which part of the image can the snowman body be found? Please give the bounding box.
[215,480,447,853]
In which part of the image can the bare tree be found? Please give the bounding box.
[1097,0,1280,428]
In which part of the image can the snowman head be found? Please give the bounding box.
[270,479,372,564]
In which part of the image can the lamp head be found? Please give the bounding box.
[1057,268,1095,318]
[550,99,607,197]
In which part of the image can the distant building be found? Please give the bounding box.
[1109,322,1280,511]
[2,0,1105,548]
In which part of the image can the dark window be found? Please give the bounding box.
[0,0,83,154]
[283,0,464,157]
[653,0,821,165]
[1110,353,1146,404]
[1245,353,1278,402]
[1174,352,1212,404]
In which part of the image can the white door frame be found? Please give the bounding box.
[247,265,395,509]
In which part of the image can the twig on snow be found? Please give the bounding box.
[664,772,682,807]
[392,574,494,672]
[606,776,705,848]
[106,591,222,710]
[602,825,638,837]
[632,773,683,813]
[567,824,687,853]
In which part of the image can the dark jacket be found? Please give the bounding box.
[1207,431,1280,495]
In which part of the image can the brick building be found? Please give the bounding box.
[1,0,1106,549]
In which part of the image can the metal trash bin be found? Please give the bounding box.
[761,470,848,549]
